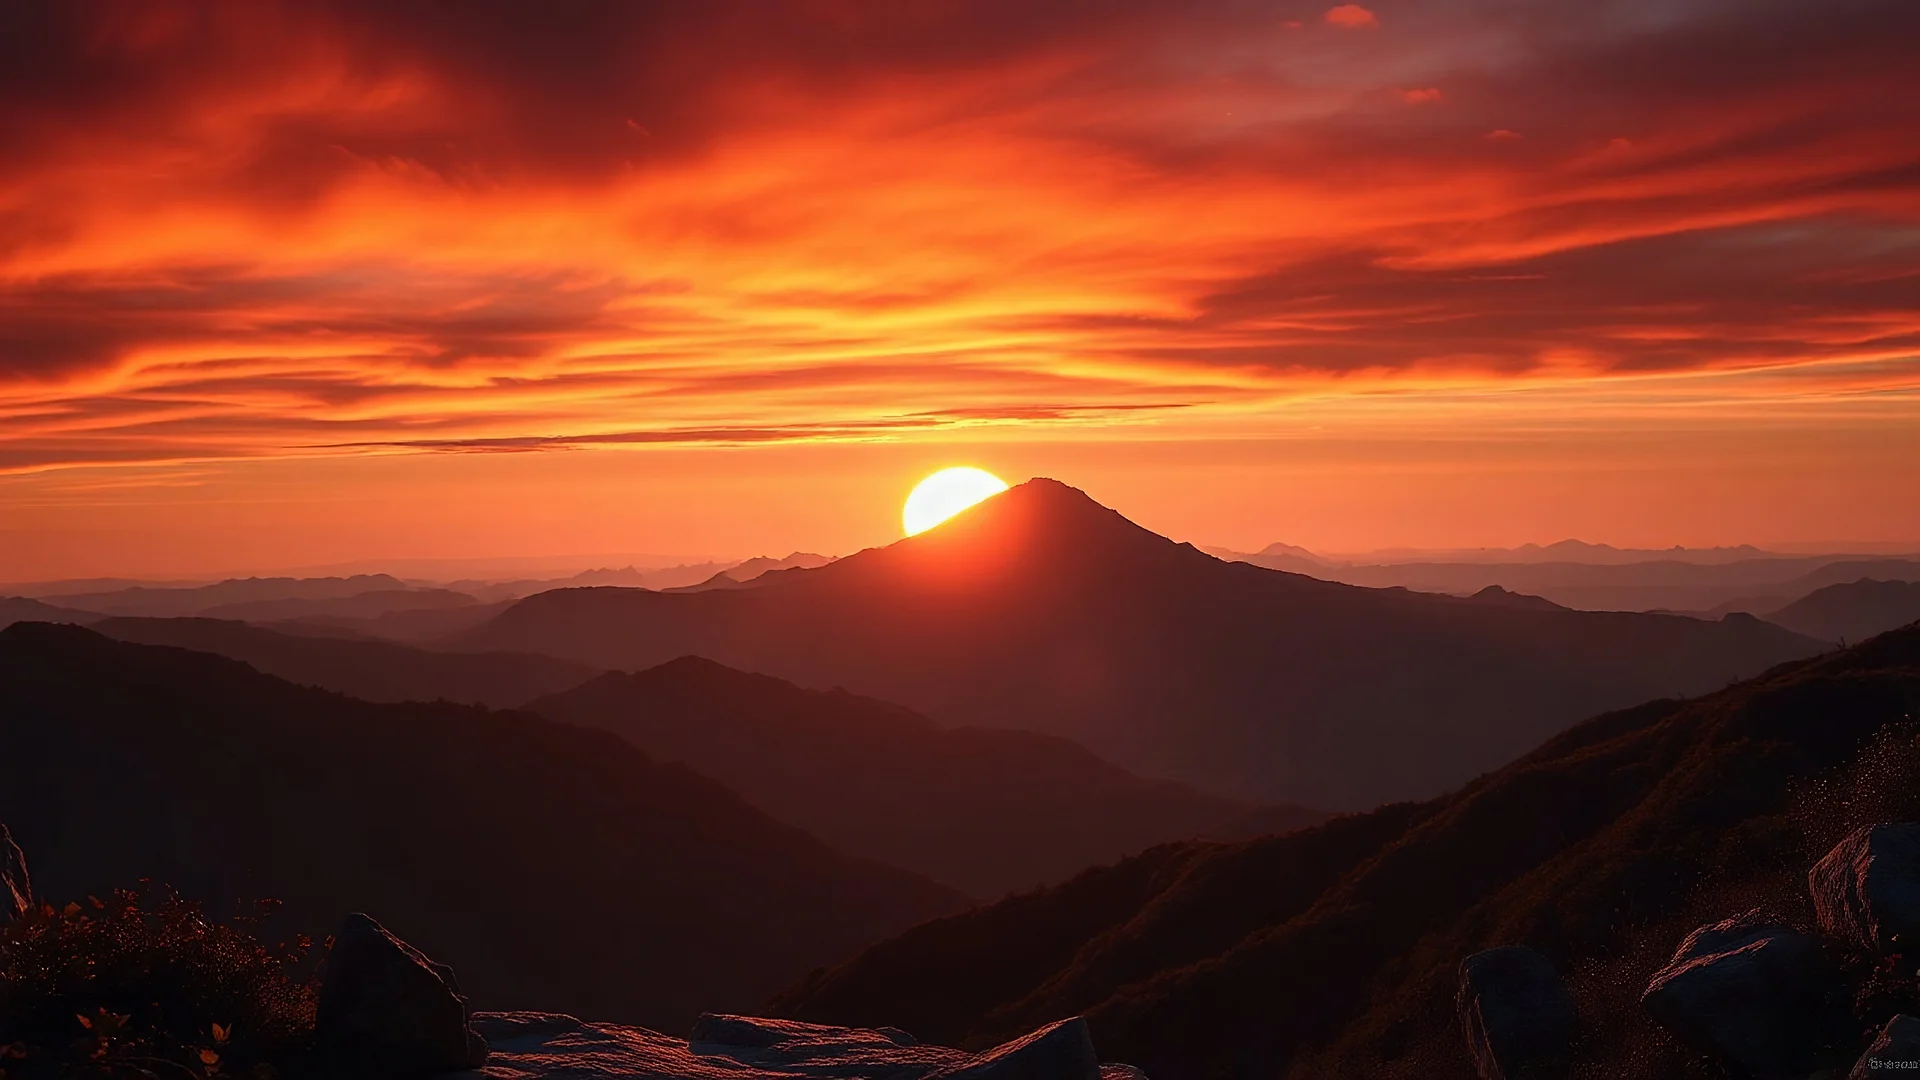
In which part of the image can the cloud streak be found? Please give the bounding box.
[0,0,1915,478]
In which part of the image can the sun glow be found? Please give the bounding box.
[902,467,1010,536]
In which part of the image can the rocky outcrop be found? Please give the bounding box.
[315,913,488,1078]
[1455,947,1576,1079]
[454,1012,1130,1080]
[927,1019,1099,1080]
[1854,1015,1920,1079]
[1812,823,1920,955]
[0,824,29,920]
[1641,910,1848,1079]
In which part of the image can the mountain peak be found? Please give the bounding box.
[873,476,1189,579]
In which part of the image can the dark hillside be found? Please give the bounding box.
[528,656,1267,897]
[0,623,963,1033]
[92,616,602,708]
[777,628,1920,1080]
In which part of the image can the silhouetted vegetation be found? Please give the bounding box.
[0,886,315,1080]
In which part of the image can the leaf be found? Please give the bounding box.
[61,902,80,918]
[75,1015,92,1030]
[200,1050,220,1066]
[211,1023,230,1044]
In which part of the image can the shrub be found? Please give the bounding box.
[0,884,317,1080]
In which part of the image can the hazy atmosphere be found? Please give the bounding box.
[4,0,1918,579]
[5,6,1920,1080]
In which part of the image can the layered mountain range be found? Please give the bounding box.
[774,623,1920,1080]
[526,658,1303,897]
[458,478,1823,808]
[0,623,962,1031]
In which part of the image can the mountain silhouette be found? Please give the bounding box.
[0,622,963,1031]
[1462,584,1566,611]
[195,587,480,623]
[772,624,1920,1080]
[0,595,95,628]
[1765,578,1920,644]
[459,478,1823,809]
[91,617,602,708]
[527,656,1283,897]
[1223,548,1920,612]
[42,575,410,618]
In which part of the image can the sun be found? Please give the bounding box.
[903,467,1010,536]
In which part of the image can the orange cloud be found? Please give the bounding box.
[1324,5,1380,29]
[0,0,1917,569]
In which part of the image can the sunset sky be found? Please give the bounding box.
[3,0,1917,579]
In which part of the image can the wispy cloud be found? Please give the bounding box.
[0,0,1915,480]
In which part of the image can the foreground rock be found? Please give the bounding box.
[316,913,489,1078]
[1855,1015,1920,1079]
[1456,947,1576,1080]
[1812,823,1920,954]
[1641,911,1848,1079]
[0,823,29,920]
[460,1012,1130,1080]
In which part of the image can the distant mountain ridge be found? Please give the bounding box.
[90,617,604,709]
[1214,547,1920,612]
[0,596,96,629]
[39,575,409,617]
[456,478,1823,809]
[0,623,962,1031]
[527,657,1287,897]
[1765,578,1920,644]
[1223,538,1814,567]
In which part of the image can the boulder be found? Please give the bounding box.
[454,1013,1133,1080]
[927,1018,1100,1080]
[692,1013,925,1052]
[1811,823,1920,954]
[1641,910,1848,1079]
[1456,946,1577,1079]
[1854,1015,1920,1079]
[315,913,488,1078]
[0,824,29,921]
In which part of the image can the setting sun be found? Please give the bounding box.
[902,468,1010,536]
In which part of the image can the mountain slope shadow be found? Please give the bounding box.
[0,622,964,1033]
[772,625,1920,1080]
[91,616,603,708]
[526,656,1312,898]
[459,478,1824,810]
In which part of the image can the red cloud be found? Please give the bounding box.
[0,0,1915,487]
[1324,5,1380,29]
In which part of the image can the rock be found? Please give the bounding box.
[455,1012,1124,1080]
[1641,910,1848,1079]
[691,1014,923,1052]
[315,913,488,1078]
[1854,1015,1920,1079]
[469,1010,967,1080]
[0,824,29,920]
[927,1018,1100,1080]
[1456,946,1576,1079]
[1811,823,1920,954]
